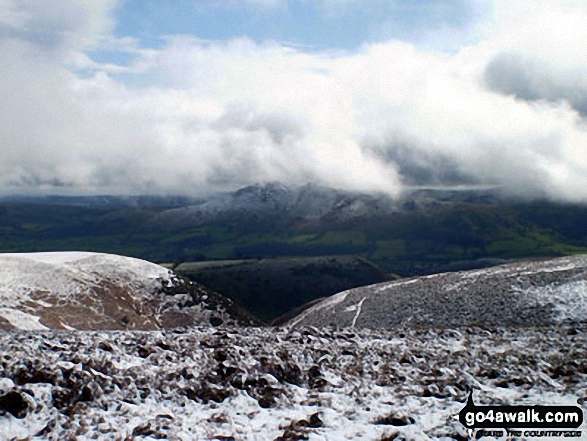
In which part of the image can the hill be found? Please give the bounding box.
[174,255,394,322]
[0,252,257,330]
[288,254,587,328]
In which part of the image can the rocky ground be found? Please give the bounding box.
[0,325,585,440]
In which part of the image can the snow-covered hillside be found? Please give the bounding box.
[0,252,255,330]
[152,182,505,230]
[153,182,402,227]
[288,254,587,328]
[0,325,585,440]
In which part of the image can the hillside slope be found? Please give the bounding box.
[175,255,393,322]
[0,252,256,330]
[288,254,587,328]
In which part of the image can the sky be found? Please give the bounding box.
[1,0,587,201]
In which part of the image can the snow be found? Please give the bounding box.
[0,326,585,440]
[0,251,586,438]
[0,252,170,308]
[0,308,48,330]
[1,251,100,265]
[0,378,14,392]
[59,322,76,331]
[519,280,587,322]
[287,290,351,328]
[350,297,366,328]
[154,183,402,228]
[31,299,53,308]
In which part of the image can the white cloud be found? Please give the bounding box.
[1,0,587,202]
[487,0,587,67]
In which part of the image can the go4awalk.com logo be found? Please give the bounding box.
[459,391,584,438]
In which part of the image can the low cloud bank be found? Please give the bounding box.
[1,0,587,202]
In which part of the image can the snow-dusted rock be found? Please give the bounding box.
[288,254,587,328]
[0,252,256,330]
[0,325,585,440]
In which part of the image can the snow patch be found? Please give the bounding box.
[287,290,350,328]
[350,297,366,328]
[0,308,48,330]
[524,280,587,322]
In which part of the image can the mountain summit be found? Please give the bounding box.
[152,182,402,227]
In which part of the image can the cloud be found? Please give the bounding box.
[485,0,587,67]
[0,0,117,54]
[484,52,587,117]
[1,0,587,202]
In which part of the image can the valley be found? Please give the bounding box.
[2,184,587,321]
[1,186,587,439]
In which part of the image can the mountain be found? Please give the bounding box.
[151,182,507,229]
[0,194,198,209]
[152,182,402,227]
[0,252,257,330]
[288,254,587,328]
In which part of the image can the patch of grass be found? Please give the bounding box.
[316,230,367,247]
[286,234,319,244]
[370,240,407,260]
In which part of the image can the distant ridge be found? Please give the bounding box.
[152,182,402,227]
[287,254,587,328]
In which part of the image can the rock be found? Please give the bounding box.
[0,391,29,418]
